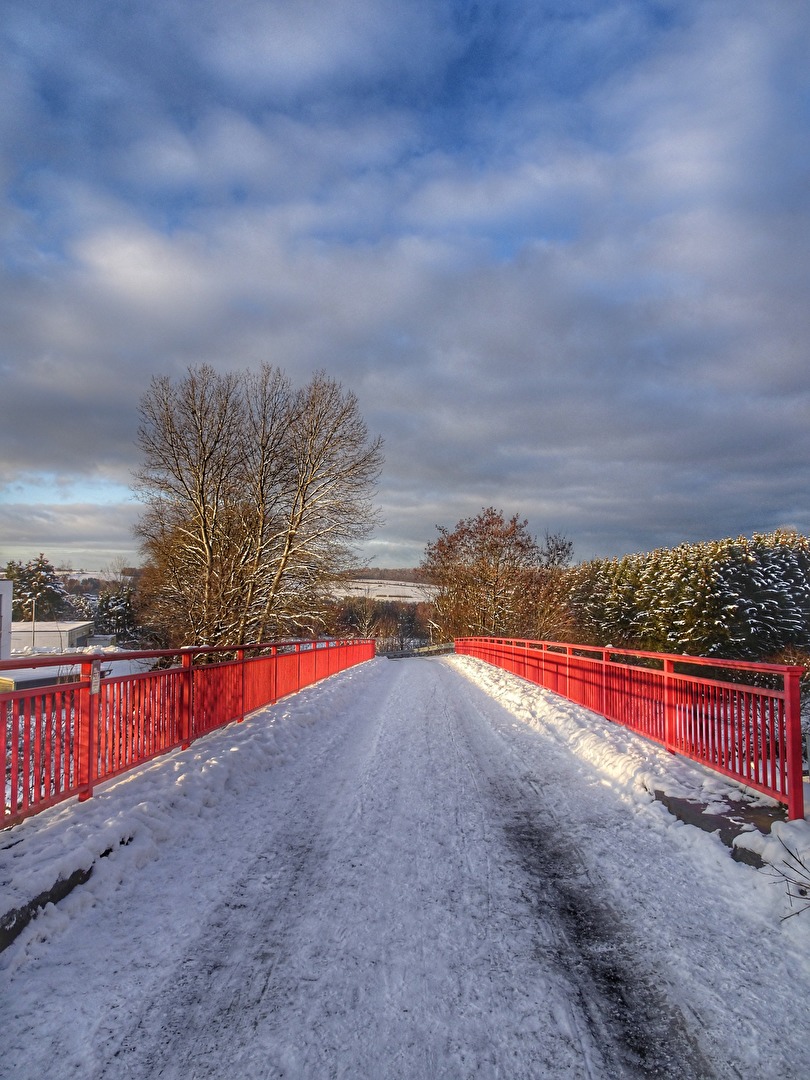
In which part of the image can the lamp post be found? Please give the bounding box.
[31,595,36,648]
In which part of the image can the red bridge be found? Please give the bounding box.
[2,637,804,827]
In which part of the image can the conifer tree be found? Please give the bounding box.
[568,530,810,660]
[4,554,69,621]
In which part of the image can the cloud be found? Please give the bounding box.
[0,501,141,570]
[1,0,809,571]
[194,0,452,98]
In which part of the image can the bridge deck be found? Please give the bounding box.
[2,656,808,1079]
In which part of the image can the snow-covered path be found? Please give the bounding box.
[3,656,810,1079]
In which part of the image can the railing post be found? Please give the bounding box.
[565,642,571,698]
[237,648,246,722]
[785,667,805,820]
[664,657,676,753]
[180,650,193,748]
[78,659,100,802]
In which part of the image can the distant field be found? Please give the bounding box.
[333,579,435,602]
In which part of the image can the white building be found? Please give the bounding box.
[10,620,95,653]
[0,579,11,661]
[0,581,96,690]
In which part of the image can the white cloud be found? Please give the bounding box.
[0,501,141,570]
[73,226,218,312]
[194,0,449,98]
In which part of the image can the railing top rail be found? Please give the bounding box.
[0,637,374,675]
[454,637,803,677]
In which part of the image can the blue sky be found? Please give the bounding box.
[1,0,809,570]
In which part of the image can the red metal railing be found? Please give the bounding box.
[455,637,805,820]
[1,638,374,828]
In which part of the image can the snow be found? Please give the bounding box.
[2,655,810,1078]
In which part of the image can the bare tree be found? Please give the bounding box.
[254,372,385,638]
[420,507,573,642]
[133,365,383,646]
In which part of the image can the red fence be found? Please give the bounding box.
[1,638,374,828]
[455,637,805,820]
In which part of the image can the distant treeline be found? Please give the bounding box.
[10,531,810,668]
[344,568,430,584]
[358,530,810,666]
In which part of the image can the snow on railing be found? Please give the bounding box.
[1,638,375,828]
[455,637,805,820]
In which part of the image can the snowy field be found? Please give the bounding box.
[2,655,810,1079]
[331,578,435,602]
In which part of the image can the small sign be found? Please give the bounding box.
[90,661,101,695]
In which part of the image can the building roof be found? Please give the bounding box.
[12,621,94,632]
